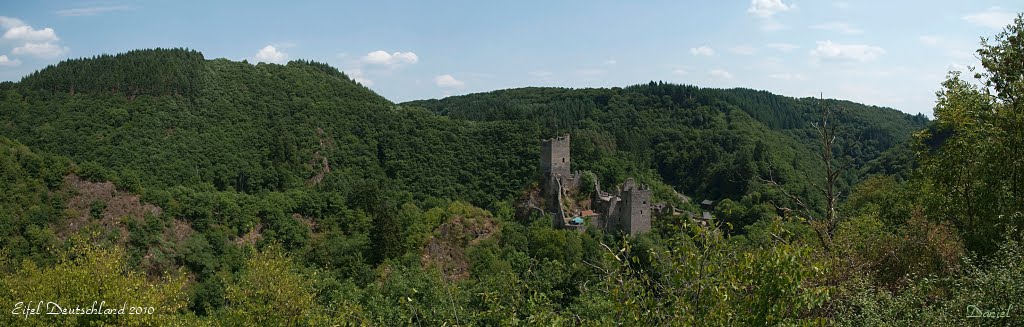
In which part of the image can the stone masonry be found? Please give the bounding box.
[540,134,651,235]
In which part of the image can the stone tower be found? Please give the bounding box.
[540,135,571,179]
[619,178,652,235]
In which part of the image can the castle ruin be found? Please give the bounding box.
[541,135,652,235]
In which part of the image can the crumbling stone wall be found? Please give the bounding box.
[540,134,652,235]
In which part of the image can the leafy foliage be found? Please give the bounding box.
[0,239,190,326]
[407,82,926,226]
[915,13,1024,256]
[2,14,1024,325]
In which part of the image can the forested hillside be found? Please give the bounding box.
[407,83,927,227]
[1,14,1023,325]
[2,48,926,232]
[1,49,536,205]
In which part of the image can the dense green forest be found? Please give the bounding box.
[1,14,1022,326]
[406,80,927,229]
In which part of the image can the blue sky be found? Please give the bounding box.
[0,1,1020,115]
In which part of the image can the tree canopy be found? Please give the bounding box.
[2,14,1024,325]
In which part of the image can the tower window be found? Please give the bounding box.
[562,157,565,163]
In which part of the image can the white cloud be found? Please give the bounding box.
[765,43,799,52]
[811,22,863,35]
[710,69,733,79]
[0,17,70,59]
[362,50,418,67]
[0,16,25,29]
[730,45,757,55]
[12,42,68,58]
[690,45,715,56]
[748,0,794,18]
[769,72,807,80]
[2,25,58,43]
[0,55,20,66]
[603,59,617,65]
[672,68,688,75]
[252,45,288,64]
[810,41,885,62]
[529,70,553,77]
[963,7,1015,29]
[834,1,851,9]
[747,0,793,31]
[576,68,606,76]
[339,49,419,85]
[347,69,373,86]
[434,74,464,88]
[56,5,134,17]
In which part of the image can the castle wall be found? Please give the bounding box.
[540,135,652,235]
[566,171,582,190]
[549,175,567,228]
[606,197,620,231]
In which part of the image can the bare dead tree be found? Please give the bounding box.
[758,167,833,252]
[814,93,841,245]
[758,94,854,252]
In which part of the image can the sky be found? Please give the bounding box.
[0,1,1021,116]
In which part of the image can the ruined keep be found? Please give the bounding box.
[540,134,651,235]
[541,135,581,200]
[618,178,652,235]
[541,135,571,179]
